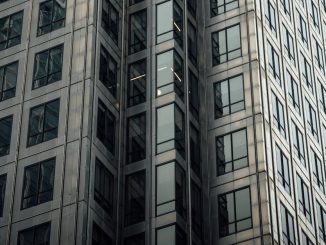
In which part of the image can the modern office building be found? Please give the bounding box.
[1,0,326,244]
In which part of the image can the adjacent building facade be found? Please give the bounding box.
[1,0,326,244]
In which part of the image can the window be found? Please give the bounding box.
[267,42,281,85]
[156,225,187,245]
[191,181,202,236]
[21,158,55,209]
[124,233,145,245]
[320,82,326,114]
[287,71,300,113]
[300,53,313,92]
[156,50,184,99]
[265,1,277,36]
[0,115,12,157]
[298,13,308,47]
[313,38,324,72]
[156,162,187,219]
[218,187,252,237]
[276,145,290,194]
[212,24,241,65]
[125,170,145,226]
[188,21,197,65]
[97,99,116,155]
[0,61,18,102]
[310,1,319,30]
[17,222,51,245]
[282,25,295,64]
[272,93,286,137]
[302,231,313,245]
[129,0,143,6]
[305,101,318,140]
[317,202,326,242]
[156,104,185,157]
[127,113,146,164]
[102,0,119,44]
[99,46,118,98]
[280,0,291,20]
[214,74,244,118]
[156,1,183,47]
[129,10,147,54]
[27,99,60,147]
[281,204,295,245]
[0,174,6,217]
[311,149,324,193]
[211,0,238,17]
[190,124,200,175]
[187,0,196,18]
[92,222,113,245]
[94,159,114,217]
[189,70,199,119]
[32,45,64,89]
[297,175,311,222]
[216,128,247,175]
[0,11,23,51]
[291,121,305,164]
[37,0,66,36]
[128,59,146,107]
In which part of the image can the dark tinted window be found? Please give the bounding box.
[0,174,6,217]
[32,45,64,89]
[0,61,18,101]
[22,158,55,209]
[129,10,147,54]
[99,46,118,98]
[214,74,244,118]
[0,115,13,157]
[128,59,146,107]
[17,222,51,245]
[212,24,241,65]
[97,99,116,154]
[102,0,119,44]
[92,222,113,245]
[0,11,23,51]
[218,187,252,237]
[94,158,114,217]
[127,113,146,164]
[27,99,60,146]
[38,0,66,36]
[125,170,146,226]
[216,129,247,175]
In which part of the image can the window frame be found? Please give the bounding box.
[216,128,248,176]
[27,99,60,147]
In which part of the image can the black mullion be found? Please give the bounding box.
[0,67,4,101]
[41,103,47,143]
[45,49,51,85]
[5,16,10,48]
[225,29,229,61]
[36,163,42,205]
[231,132,234,171]
[233,191,237,233]
[51,0,55,32]
[227,77,231,114]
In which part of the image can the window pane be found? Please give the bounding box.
[157,162,175,215]
[157,225,175,245]
[156,1,173,44]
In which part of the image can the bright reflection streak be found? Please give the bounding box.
[130,74,146,81]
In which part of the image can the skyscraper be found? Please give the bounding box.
[1,0,326,244]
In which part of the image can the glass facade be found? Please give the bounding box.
[2,0,326,244]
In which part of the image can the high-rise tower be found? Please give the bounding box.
[1,0,326,244]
